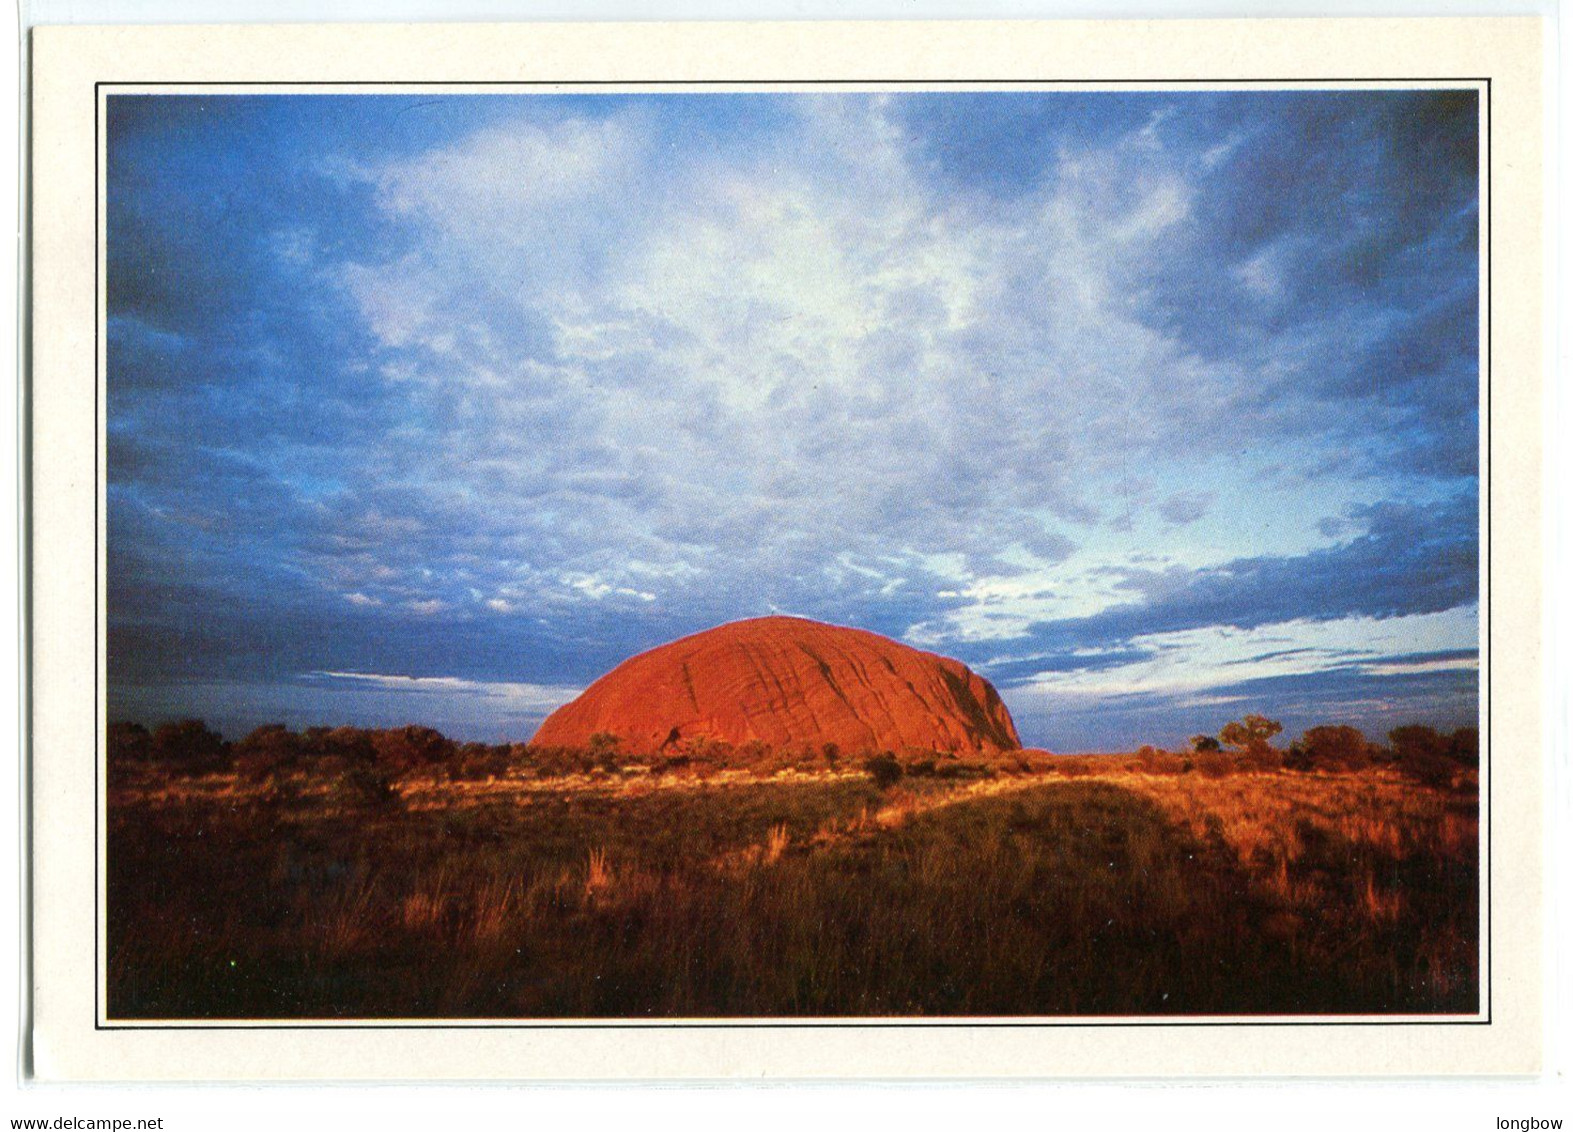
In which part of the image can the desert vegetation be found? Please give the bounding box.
[106,717,1480,1019]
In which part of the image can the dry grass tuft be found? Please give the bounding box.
[583,848,614,899]
[763,823,790,865]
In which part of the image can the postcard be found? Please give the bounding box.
[26,16,1544,1079]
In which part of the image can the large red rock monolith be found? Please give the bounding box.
[531,615,1021,756]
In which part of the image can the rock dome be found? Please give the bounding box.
[531,615,1021,756]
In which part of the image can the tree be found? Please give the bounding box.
[107,721,152,763]
[1286,724,1370,771]
[1218,714,1283,756]
[317,726,377,766]
[1189,734,1221,753]
[107,721,153,786]
[1447,727,1480,768]
[1387,724,1448,763]
[370,725,455,773]
[234,723,304,781]
[451,742,511,782]
[1387,724,1457,787]
[151,718,230,774]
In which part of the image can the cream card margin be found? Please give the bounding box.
[27,17,1544,1081]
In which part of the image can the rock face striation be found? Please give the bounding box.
[532,615,1021,757]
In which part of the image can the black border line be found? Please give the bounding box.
[89,78,1493,84]
[1483,75,1493,1021]
[93,80,101,1033]
[92,77,1493,1032]
[20,32,38,1081]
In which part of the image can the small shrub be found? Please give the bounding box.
[1136,750,1190,776]
[705,739,740,765]
[1237,749,1285,773]
[936,759,995,780]
[864,753,904,790]
[334,764,401,810]
[1045,755,1099,778]
[1188,752,1236,778]
[451,742,511,782]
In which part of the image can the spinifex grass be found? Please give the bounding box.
[107,764,1476,1018]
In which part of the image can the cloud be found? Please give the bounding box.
[110,672,581,744]
[1003,609,1478,751]
[104,91,1481,748]
[1011,606,1475,698]
[309,670,580,712]
[1355,651,1478,677]
[1009,659,1478,753]
[1158,491,1213,525]
[295,95,1353,623]
[957,492,1477,682]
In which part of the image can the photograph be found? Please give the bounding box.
[100,84,1487,1023]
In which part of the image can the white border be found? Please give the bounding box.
[28,17,1545,1081]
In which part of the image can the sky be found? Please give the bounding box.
[105,89,1482,751]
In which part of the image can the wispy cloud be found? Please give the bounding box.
[308,670,581,711]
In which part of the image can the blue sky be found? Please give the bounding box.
[106,90,1481,751]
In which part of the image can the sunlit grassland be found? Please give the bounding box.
[107,760,1478,1018]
